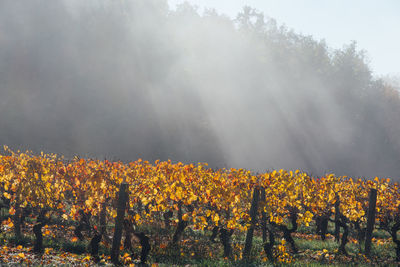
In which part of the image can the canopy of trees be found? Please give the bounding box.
[0,0,399,179]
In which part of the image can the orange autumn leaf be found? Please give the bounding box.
[8,207,16,215]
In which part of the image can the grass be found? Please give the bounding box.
[294,237,338,251]
[0,212,399,266]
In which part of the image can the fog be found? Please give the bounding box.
[1,0,400,179]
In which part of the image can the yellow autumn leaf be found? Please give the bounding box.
[135,214,140,221]
[213,213,219,223]
[175,187,184,200]
[83,255,91,261]
[18,252,25,259]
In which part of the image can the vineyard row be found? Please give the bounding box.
[1,147,400,264]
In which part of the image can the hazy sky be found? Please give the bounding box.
[168,0,400,77]
[2,0,400,178]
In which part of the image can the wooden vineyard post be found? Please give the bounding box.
[243,186,260,259]
[13,205,22,240]
[100,202,107,237]
[260,187,267,243]
[111,183,129,264]
[260,187,275,262]
[89,232,102,263]
[365,188,377,257]
[33,209,47,254]
[12,196,22,241]
[334,194,340,242]
[172,202,188,245]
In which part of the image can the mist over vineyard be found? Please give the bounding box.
[1,0,400,179]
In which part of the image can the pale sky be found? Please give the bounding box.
[168,0,400,77]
